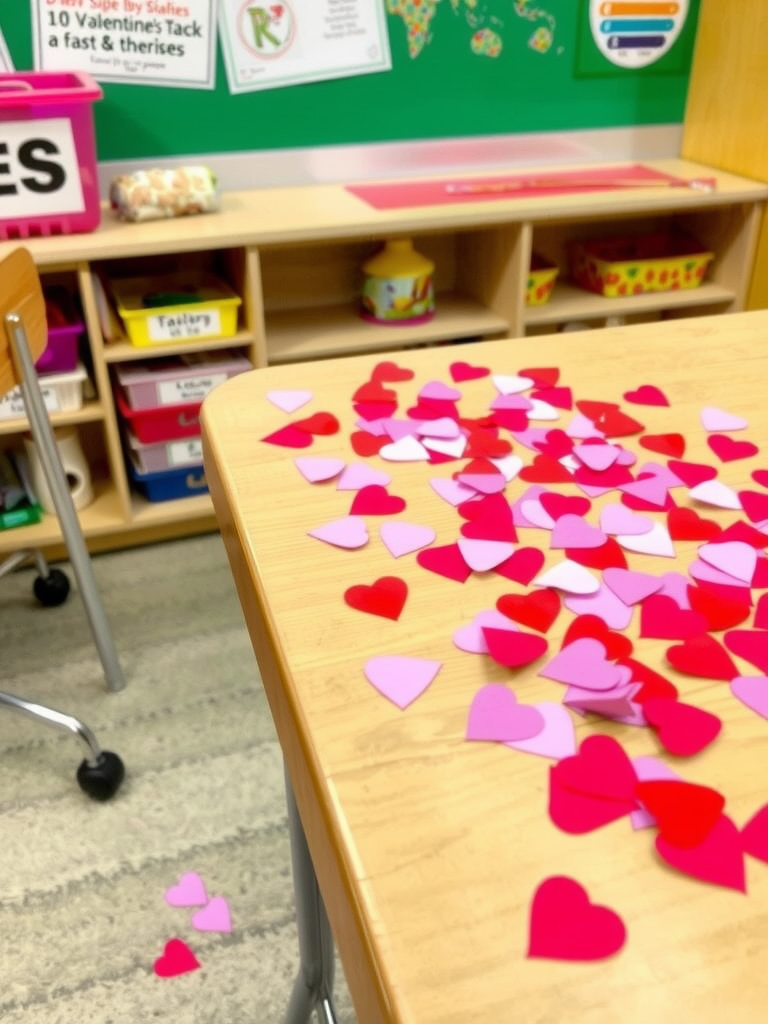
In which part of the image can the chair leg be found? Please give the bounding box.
[5,312,125,693]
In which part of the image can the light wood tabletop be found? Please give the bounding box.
[202,310,768,1024]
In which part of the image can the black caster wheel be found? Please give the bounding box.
[77,751,125,801]
[33,568,70,607]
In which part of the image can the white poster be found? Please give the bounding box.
[31,0,218,89]
[0,28,14,71]
[218,0,391,94]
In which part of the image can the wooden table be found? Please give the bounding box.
[202,311,768,1024]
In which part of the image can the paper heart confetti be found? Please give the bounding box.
[456,538,516,572]
[379,521,436,558]
[623,384,669,407]
[453,609,518,654]
[639,594,709,641]
[707,434,759,463]
[495,547,546,585]
[371,360,414,382]
[449,361,490,382]
[730,676,768,719]
[563,583,634,630]
[698,540,757,584]
[153,938,201,978]
[603,567,663,606]
[344,576,408,620]
[266,388,313,413]
[599,504,654,537]
[482,627,549,669]
[688,479,742,510]
[655,814,746,892]
[615,521,676,558]
[638,433,686,458]
[741,803,768,864]
[363,655,442,709]
[417,543,473,583]
[496,588,560,633]
[635,779,725,849]
[643,696,722,756]
[465,684,544,742]
[539,637,624,691]
[294,455,346,483]
[534,560,599,595]
[505,702,576,760]
[700,406,748,432]
[308,516,369,550]
[191,896,232,933]
[164,872,208,908]
[349,485,406,515]
[379,435,430,462]
[336,462,391,490]
[667,506,722,541]
[562,615,633,660]
[527,876,627,961]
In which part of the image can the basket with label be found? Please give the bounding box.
[568,230,714,298]
[110,272,242,347]
[0,363,88,420]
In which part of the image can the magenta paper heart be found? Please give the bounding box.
[453,609,518,654]
[364,656,442,709]
[564,584,634,630]
[603,567,663,606]
[506,702,577,760]
[192,896,232,933]
[700,406,748,432]
[730,676,768,719]
[266,389,313,413]
[539,637,624,691]
[379,521,436,558]
[599,504,654,537]
[698,540,757,585]
[165,872,208,908]
[623,384,669,407]
[336,462,391,490]
[456,538,516,572]
[466,684,544,742]
[294,456,345,483]
[430,477,477,506]
[307,516,368,549]
[550,514,607,550]
[419,380,462,402]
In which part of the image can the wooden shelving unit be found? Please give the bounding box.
[1,157,765,556]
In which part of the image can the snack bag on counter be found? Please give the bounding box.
[109,166,220,222]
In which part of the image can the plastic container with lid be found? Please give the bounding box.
[360,238,435,324]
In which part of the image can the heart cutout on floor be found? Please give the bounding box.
[639,594,709,641]
[350,431,387,457]
[308,516,369,550]
[700,406,748,432]
[364,655,442,709]
[496,588,560,633]
[482,627,549,669]
[506,702,576,760]
[634,779,725,849]
[153,938,201,978]
[665,633,738,681]
[562,614,634,660]
[344,576,408,620]
[350,485,406,515]
[643,697,722,756]
[553,734,638,804]
[667,506,722,541]
[379,521,436,558]
[449,361,490,382]
[417,543,473,583]
[494,547,546,585]
[164,872,208,908]
[639,433,685,458]
[655,814,746,892]
[192,897,232,933]
[465,684,544,742]
[293,411,340,436]
[266,389,313,413]
[262,424,314,449]
[371,360,414,383]
[708,434,759,463]
[623,384,669,407]
[527,876,626,961]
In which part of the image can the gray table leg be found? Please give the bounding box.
[283,765,338,1024]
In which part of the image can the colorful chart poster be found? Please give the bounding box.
[0,27,14,71]
[576,0,697,74]
[31,0,218,89]
[218,0,391,94]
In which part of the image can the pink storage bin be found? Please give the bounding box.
[0,71,102,240]
[126,429,203,475]
[114,350,252,410]
[37,287,84,375]
[116,387,202,443]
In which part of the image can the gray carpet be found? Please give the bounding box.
[0,533,356,1023]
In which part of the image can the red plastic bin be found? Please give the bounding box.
[116,387,202,444]
[0,71,102,240]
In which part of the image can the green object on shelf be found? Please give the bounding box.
[142,290,203,309]
[0,502,42,531]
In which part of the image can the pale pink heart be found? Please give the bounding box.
[534,560,599,595]
[634,461,685,489]
[599,503,654,537]
[294,456,345,484]
[459,473,508,495]
[619,476,669,507]
[466,684,545,742]
[655,572,692,608]
[379,522,436,558]
[511,427,552,451]
[512,485,547,527]
[308,516,368,549]
[383,418,419,442]
[505,702,577,760]
[603,567,663,606]
[565,413,605,439]
[550,514,607,550]
[355,417,388,436]
[616,521,676,558]
[698,540,757,584]
[430,477,477,506]
[615,448,637,467]
[564,679,639,720]
[519,499,555,530]
[689,558,747,588]
[379,435,429,462]
[165,872,208,908]
[564,583,634,629]
[453,609,519,654]
[364,656,442,709]
[490,393,533,411]
[527,398,560,421]
[419,380,462,401]
[457,538,516,572]
[492,373,534,394]
[730,676,768,719]
[575,481,614,499]
[688,479,742,510]
[336,462,391,491]
[631,756,681,830]
[421,435,468,458]
[700,406,748,432]
[266,389,313,413]
[416,416,462,439]
[609,704,648,727]
[490,454,524,481]
[191,896,232,933]
[574,442,621,471]
[538,637,624,691]
[559,454,580,473]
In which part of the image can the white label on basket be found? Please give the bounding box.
[147,309,221,343]
[0,118,84,219]
[168,438,204,467]
[0,383,61,419]
[157,372,227,406]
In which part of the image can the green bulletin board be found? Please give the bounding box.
[0,1,700,163]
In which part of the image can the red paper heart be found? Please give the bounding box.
[643,697,722,756]
[417,543,473,583]
[494,547,545,585]
[371,360,414,382]
[464,430,512,459]
[665,633,738,681]
[539,492,591,521]
[593,408,645,438]
[723,629,768,674]
[639,594,709,640]
[293,411,340,435]
[563,615,633,660]
[635,779,725,848]
[458,493,517,542]
[572,462,633,489]
[449,361,490,382]
[455,457,501,478]
[482,627,549,668]
[638,433,685,459]
[262,425,314,448]
[490,408,530,432]
[667,506,722,542]
[344,576,408,620]
[719,520,768,548]
[576,399,619,420]
[754,593,768,630]
[527,876,626,961]
[519,366,559,388]
[519,454,573,483]
[531,386,573,410]
[555,734,638,804]
[623,384,669,407]
[153,938,201,978]
[655,814,746,892]
[353,400,398,421]
[687,585,751,632]
[666,459,718,488]
[350,431,387,457]
[349,485,406,515]
[620,488,675,513]
[618,657,678,703]
[741,802,768,864]
[549,766,638,835]
[708,434,759,463]
[738,489,768,523]
[352,380,397,403]
[533,428,573,459]
[565,538,628,571]
[496,588,560,633]
[752,469,768,489]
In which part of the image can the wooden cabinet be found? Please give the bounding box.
[1,157,765,556]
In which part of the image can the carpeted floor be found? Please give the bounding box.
[0,532,356,1023]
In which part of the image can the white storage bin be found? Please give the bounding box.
[0,363,88,420]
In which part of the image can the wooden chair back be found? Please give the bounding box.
[0,247,47,398]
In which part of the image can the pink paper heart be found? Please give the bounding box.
[698,540,757,585]
[383,418,419,442]
[619,476,670,507]
[599,503,654,536]
[307,516,368,549]
[534,560,599,595]
[566,413,605,439]
[550,514,607,550]
[364,656,442,709]
[165,872,208,908]
[419,380,462,401]
[574,443,621,471]
[456,538,516,572]
[603,567,663,606]
[294,456,346,483]
[689,558,747,588]
[505,702,577,760]
[422,434,468,458]
[379,521,436,558]
[519,498,556,530]
[379,435,429,462]
[730,676,768,719]
[564,584,634,630]
[615,522,676,558]
[564,679,638,720]
[457,473,508,495]
[539,637,624,691]
[416,416,462,439]
[191,896,232,933]
[490,393,533,411]
[336,462,391,490]
[453,609,518,654]
[430,477,477,506]
[492,373,534,394]
[688,480,742,510]
[466,684,545,742]
[700,406,748,432]
[266,389,313,413]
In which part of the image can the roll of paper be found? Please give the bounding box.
[109,166,220,222]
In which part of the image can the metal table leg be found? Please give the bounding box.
[282,765,339,1024]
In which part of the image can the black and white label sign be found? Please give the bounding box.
[0,118,85,219]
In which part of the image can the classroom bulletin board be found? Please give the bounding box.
[0,1,701,163]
